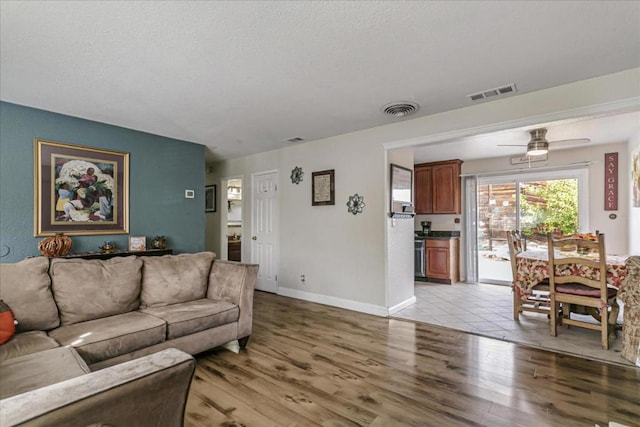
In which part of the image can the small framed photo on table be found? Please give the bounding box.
[129,236,146,251]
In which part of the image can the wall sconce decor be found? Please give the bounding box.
[290,166,304,184]
[346,193,365,215]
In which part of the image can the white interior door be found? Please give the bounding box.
[251,171,278,293]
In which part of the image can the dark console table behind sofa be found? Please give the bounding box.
[63,249,173,260]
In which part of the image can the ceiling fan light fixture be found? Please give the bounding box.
[526,140,549,156]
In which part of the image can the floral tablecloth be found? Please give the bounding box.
[514,250,629,299]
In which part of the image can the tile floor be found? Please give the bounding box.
[393,281,636,367]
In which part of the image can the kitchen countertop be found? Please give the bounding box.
[415,231,460,240]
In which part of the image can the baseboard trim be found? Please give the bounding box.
[277,287,389,317]
[388,296,416,315]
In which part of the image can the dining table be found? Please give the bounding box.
[515,249,630,331]
[515,250,629,294]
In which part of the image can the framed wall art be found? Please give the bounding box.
[390,163,414,218]
[128,236,146,251]
[205,185,216,212]
[34,139,129,236]
[312,169,335,206]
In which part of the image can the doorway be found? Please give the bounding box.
[476,169,588,284]
[226,178,243,262]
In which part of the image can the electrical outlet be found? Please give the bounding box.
[300,274,306,283]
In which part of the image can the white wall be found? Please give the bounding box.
[207,68,640,313]
[629,132,640,255]
[209,134,390,314]
[386,149,416,311]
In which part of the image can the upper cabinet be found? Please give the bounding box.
[415,159,463,214]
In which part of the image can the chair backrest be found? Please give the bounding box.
[525,232,549,249]
[547,233,607,292]
[506,230,526,282]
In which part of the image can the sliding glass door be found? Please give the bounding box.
[477,180,517,284]
[476,169,588,285]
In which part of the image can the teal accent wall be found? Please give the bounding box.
[0,102,206,262]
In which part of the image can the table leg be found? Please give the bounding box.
[608,299,620,339]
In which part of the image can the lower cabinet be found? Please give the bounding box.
[228,240,241,262]
[425,238,459,284]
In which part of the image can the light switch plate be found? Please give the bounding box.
[185,190,195,199]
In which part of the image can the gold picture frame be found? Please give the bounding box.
[312,169,335,206]
[34,139,129,236]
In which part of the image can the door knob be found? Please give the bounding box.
[252,236,257,240]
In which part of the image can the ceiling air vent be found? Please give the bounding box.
[381,101,420,118]
[468,83,517,102]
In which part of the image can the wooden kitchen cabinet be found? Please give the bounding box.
[414,165,432,214]
[425,238,459,284]
[228,240,241,262]
[414,159,463,214]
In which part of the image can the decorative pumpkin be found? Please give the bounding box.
[38,233,72,257]
[0,300,17,345]
[150,236,167,249]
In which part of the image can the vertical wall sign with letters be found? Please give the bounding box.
[604,152,618,211]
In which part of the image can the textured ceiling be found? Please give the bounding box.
[1,1,639,162]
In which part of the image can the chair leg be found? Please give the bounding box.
[601,312,609,350]
[513,286,520,321]
[550,299,558,337]
[608,298,620,339]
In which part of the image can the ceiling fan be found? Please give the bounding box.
[499,128,591,156]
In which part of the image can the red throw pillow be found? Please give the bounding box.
[0,300,17,345]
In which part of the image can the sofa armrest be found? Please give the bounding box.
[207,260,258,340]
[0,348,195,427]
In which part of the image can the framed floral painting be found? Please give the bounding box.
[34,139,129,236]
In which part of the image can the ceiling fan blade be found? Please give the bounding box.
[497,144,526,147]
[549,138,591,145]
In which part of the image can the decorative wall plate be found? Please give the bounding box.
[347,193,365,215]
[290,166,304,184]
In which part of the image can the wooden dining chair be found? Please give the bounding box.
[547,233,618,349]
[507,230,550,320]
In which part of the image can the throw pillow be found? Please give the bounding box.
[0,300,17,345]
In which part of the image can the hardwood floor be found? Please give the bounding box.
[185,291,640,427]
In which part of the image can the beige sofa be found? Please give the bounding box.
[0,252,258,426]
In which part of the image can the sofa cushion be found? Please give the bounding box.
[0,346,90,399]
[0,257,60,332]
[0,331,60,362]
[48,311,166,364]
[141,298,239,340]
[50,257,143,326]
[208,259,253,303]
[140,252,215,308]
